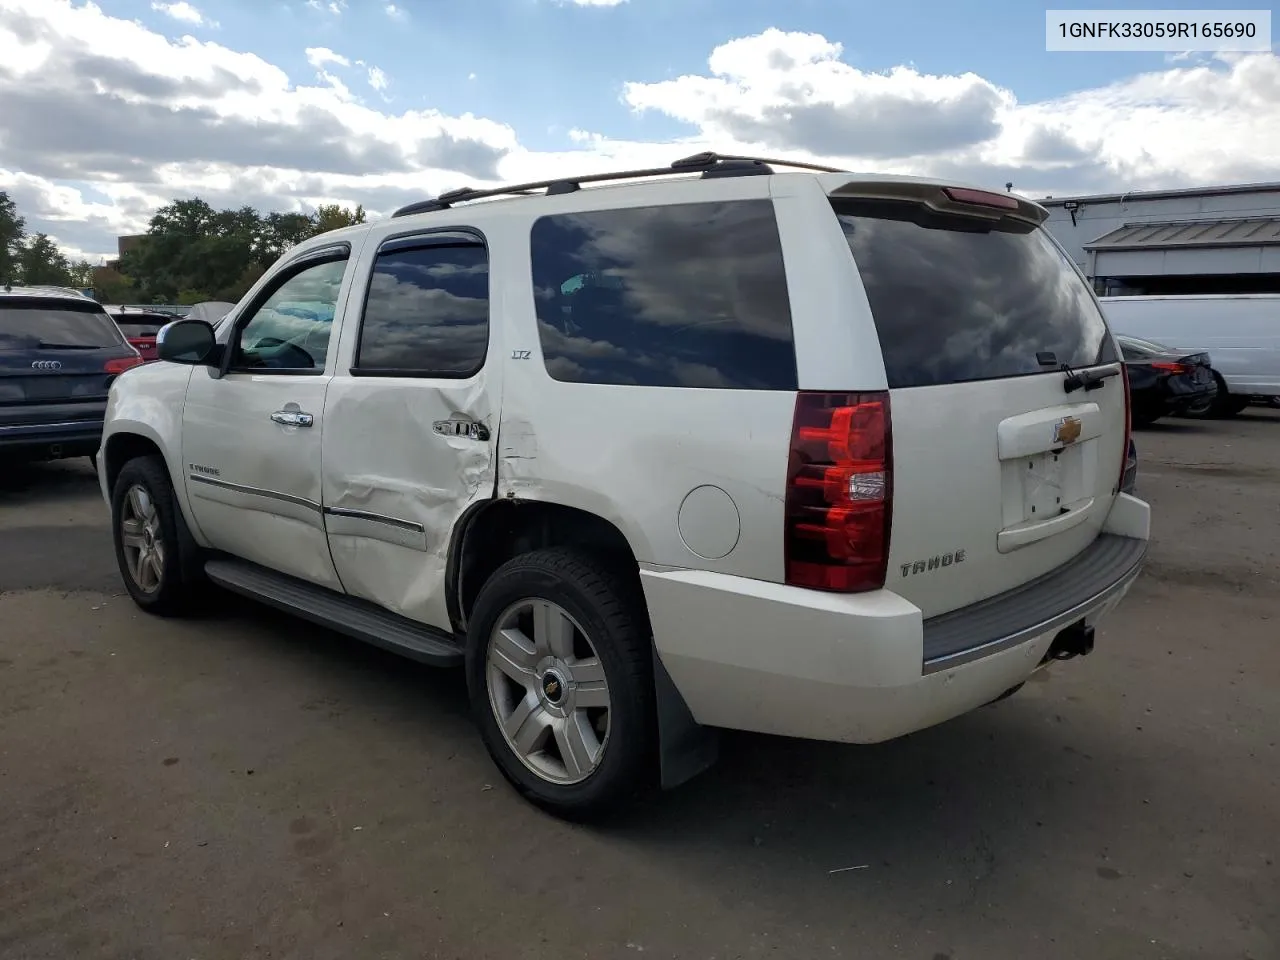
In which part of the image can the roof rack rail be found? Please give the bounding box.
[391,152,850,218]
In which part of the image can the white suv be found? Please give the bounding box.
[98,153,1150,817]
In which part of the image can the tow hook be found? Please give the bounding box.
[1045,620,1095,662]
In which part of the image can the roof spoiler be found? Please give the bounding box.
[826,177,1050,225]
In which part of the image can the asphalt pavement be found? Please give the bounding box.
[1,412,1277,960]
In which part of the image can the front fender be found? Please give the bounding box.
[101,363,205,544]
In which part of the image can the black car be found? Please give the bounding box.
[1,286,143,464]
[1117,334,1218,427]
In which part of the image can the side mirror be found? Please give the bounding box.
[157,318,217,365]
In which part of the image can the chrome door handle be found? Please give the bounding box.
[271,410,314,427]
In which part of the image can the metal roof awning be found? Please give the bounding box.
[1085,217,1280,251]
[1084,217,1280,277]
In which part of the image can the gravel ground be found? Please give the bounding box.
[1,410,1277,960]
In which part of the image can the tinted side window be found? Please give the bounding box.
[234,257,348,371]
[530,200,796,390]
[355,243,489,377]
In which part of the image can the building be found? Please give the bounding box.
[1039,182,1280,297]
[104,234,145,271]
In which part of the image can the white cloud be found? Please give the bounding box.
[306,0,347,14]
[150,1,214,27]
[305,46,349,69]
[620,29,1280,195]
[0,3,1276,262]
[0,0,516,257]
[384,3,406,19]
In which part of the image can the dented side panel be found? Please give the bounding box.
[319,222,506,632]
[319,375,496,629]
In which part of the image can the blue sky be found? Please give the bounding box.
[117,0,1251,150]
[1,0,1276,259]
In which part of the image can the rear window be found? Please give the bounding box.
[530,199,797,390]
[0,299,124,349]
[834,198,1117,389]
[114,317,168,337]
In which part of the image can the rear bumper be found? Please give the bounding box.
[644,493,1149,744]
[0,417,104,455]
[1152,376,1216,415]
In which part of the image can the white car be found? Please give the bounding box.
[97,153,1150,817]
[1100,293,1280,417]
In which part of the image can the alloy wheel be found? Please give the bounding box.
[120,484,165,594]
[485,598,611,785]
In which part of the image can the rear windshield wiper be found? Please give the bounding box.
[1037,352,1121,393]
[36,341,100,350]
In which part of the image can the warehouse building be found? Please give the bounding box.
[1039,182,1280,297]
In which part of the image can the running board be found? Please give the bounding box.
[204,558,464,667]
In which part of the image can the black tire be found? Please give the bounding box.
[111,455,206,616]
[1202,375,1247,419]
[1131,409,1161,428]
[465,547,656,819]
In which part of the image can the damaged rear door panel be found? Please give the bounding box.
[321,228,502,632]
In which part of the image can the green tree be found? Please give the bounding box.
[0,191,25,284]
[110,196,372,304]
[92,265,135,304]
[66,260,95,289]
[177,288,215,305]
[219,262,267,303]
[122,197,260,303]
[313,203,365,235]
[16,233,73,286]
[260,211,317,262]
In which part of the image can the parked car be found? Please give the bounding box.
[1116,334,1218,426]
[1100,294,1280,418]
[1,285,143,464]
[97,153,1150,817]
[105,306,181,363]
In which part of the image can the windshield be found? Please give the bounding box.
[834,198,1118,389]
[0,300,124,349]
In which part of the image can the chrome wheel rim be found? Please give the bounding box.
[120,484,165,594]
[485,598,611,785]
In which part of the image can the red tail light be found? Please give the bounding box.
[1149,361,1192,375]
[785,391,892,592]
[105,355,143,375]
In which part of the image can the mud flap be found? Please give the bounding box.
[653,648,719,790]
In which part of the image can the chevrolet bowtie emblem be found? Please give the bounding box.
[1054,416,1082,445]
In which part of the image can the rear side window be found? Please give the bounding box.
[834,198,1117,389]
[354,242,490,377]
[1,300,124,349]
[530,199,797,390]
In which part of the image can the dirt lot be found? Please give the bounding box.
[2,412,1277,960]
